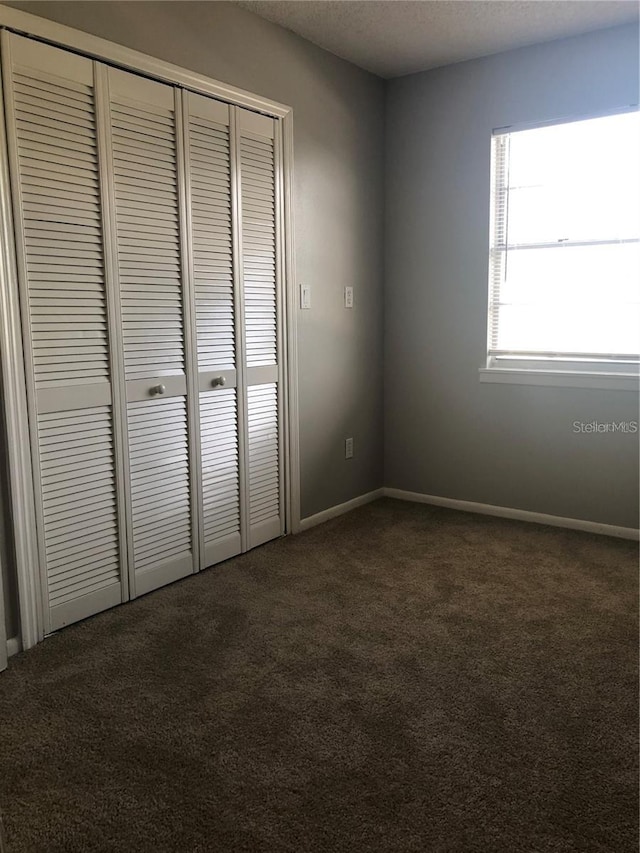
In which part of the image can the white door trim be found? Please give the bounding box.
[281,111,301,535]
[0,4,301,650]
[0,67,42,651]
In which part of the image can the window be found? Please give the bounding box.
[484,109,640,388]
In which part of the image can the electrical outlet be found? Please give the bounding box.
[345,437,354,459]
[344,286,354,308]
[300,283,311,310]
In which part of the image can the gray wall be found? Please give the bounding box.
[1,0,385,640]
[385,25,640,528]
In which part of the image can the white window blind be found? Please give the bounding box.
[487,109,640,372]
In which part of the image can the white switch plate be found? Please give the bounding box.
[344,286,354,309]
[300,283,311,310]
[345,437,354,459]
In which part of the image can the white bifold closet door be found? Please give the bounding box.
[183,99,285,561]
[236,108,284,549]
[102,67,198,597]
[183,92,242,568]
[2,35,127,631]
[3,32,285,635]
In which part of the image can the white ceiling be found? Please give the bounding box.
[235,0,639,78]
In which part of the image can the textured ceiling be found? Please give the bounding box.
[235,0,639,78]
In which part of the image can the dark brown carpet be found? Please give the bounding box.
[0,498,637,853]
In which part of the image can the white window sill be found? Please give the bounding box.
[479,367,639,391]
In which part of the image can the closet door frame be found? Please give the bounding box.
[0,5,300,652]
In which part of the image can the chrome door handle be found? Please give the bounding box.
[211,376,226,388]
[149,384,166,396]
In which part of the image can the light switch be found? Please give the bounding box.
[344,286,354,308]
[300,283,311,310]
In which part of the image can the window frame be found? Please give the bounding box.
[482,106,640,391]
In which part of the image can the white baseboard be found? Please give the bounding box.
[299,489,384,532]
[298,487,639,540]
[383,488,640,541]
[6,636,21,657]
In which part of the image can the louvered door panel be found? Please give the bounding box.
[200,389,241,565]
[3,34,125,631]
[107,68,195,595]
[186,92,241,566]
[188,95,234,372]
[14,63,106,390]
[109,73,184,380]
[39,407,120,613]
[247,384,280,528]
[128,398,193,593]
[240,133,277,367]
[238,108,283,548]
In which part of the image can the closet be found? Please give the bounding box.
[1,33,285,634]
